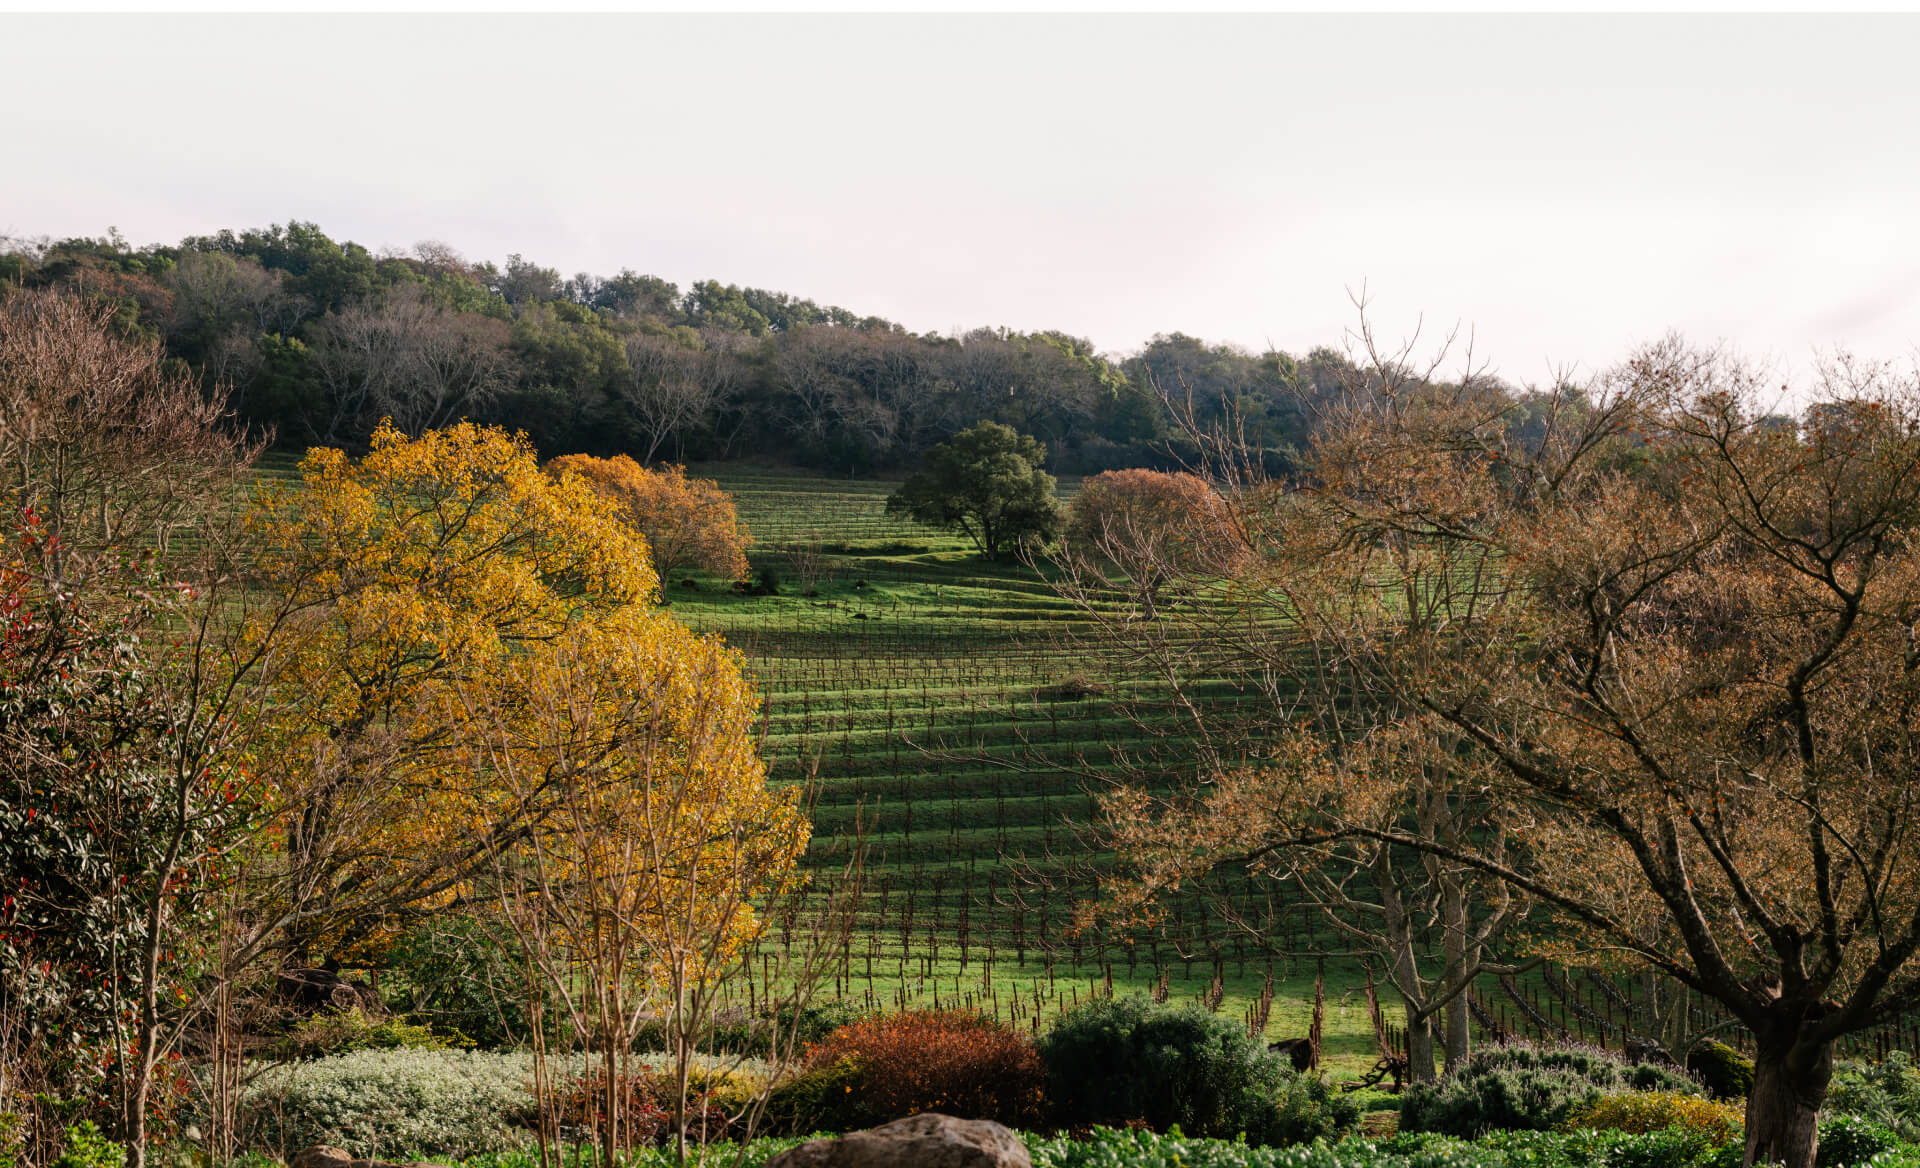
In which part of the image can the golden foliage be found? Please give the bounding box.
[1564,1092,1745,1144]
[547,455,752,582]
[244,422,799,963]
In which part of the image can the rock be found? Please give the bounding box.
[1268,1036,1315,1071]
[287,1148,447,1168]
[762,1113,1030,1168]
[290,1148,352,1168]
[277,968,382,1015]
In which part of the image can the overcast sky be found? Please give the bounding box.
[9,13,1920,384]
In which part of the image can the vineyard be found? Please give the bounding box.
[248,454,1920,1075]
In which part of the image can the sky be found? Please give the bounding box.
[8,13,1920,386]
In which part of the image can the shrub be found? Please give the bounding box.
[51,1123,123,1168]
[631,1001,857,1059]
[1400,1043,1698,1137]
[1038,994,1345,1145]
[1565,1091,1744,1144]
[0,1113,22,1168]
[241,1048,540,1158]
[285,1008,455,1058]
[1818,1115,1903,1168]
[1594,1128,1726,1168]
[805,1009,1045,1128]
[1686,1042,1756,1101]
[1271,1072,1363,1144]
[1829,1053,1920,1140]
[761,1056,871,1136]
[535,1071,669,1150]
[383,916,547,1049]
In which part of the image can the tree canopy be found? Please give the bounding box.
[885,421,1063,560]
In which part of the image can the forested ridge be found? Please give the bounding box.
[0,221,1364,473]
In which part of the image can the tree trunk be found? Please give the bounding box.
[1402,1005,1437,1084]
[1443,990,1471,1073]
[1440,878,1473,1073]
[1745,1033,1834,1168]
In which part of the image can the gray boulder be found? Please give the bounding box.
[289,1148,448,1168]
[762,1113,1030,1168]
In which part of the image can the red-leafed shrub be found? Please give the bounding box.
[806,1009,1046,1128]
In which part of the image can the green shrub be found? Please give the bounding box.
[761,1056,870,1136]
[51,1123,123,1168]
[285,1008,456,1058]
[1024,1127,1733,1168]
[1400,1043,1698,1137]
[1818,1115,1903,1168]
[1601,1128,1725,1168]
[630,1001,858,1059]
[1829,1053,1920,1140]
[1038,994,1348,1145]
[384,916,548,1050]
[0,1112,23,1168]
[1686,1042,1756,1101]
[1272,1072,1362,1144]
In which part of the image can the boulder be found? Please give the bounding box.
[288,1148,447,1168]
[290,1149,351,1168]
[761,1113,1030,1168]
[1268,1036,1315,1071]
[277,968,383,1015]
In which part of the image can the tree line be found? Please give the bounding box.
[0,222,1370,474]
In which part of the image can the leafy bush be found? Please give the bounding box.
[1830,1053,1920,1140]
[1685,1042,1755,1101]
[1565,1091,1744,1144]
[384,916,548,1049]
[241,1048,541,1158]
[1400,1043,1698,1137]
[1023,1127,1744,1168]
[630,1001,858,1059]
[1272,1073,1363,1144]
[1039,994,1348,1145]
[1818,1115,1903,1168]
[1595,1128,1728,1168]
[51,1123,123,1168]
[0,1113,21,1168]
[805,1009,1045,1128]
[761,1056,869,1136]
[534,1070,669,1149]
[285,1008,456,1058]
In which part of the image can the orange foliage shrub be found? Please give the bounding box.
[549,455,752,582]
[1064,469,1246,603]
[807,1009,1046,1128]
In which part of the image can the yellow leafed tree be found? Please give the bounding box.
[245,422,801,973]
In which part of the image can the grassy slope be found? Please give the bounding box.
[670,465,1413,1073]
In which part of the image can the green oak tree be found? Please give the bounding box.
[885,420,1061,560]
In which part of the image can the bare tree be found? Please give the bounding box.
[621,336,720,463]
[0,287,262,592]
[307,286,510,441]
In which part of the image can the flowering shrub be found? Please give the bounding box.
[240,1048,542,1158]
[806,1010,1046,1128]
[1400,1043,1697,1137]
[1818,1116,1904,1168]
[1830,1053,1920,1141]
[1564,1092,1744,1144]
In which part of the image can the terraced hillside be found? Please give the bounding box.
[668,466,1381,1051]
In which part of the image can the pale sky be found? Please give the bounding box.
[8,13,1920,383]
